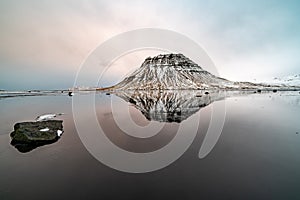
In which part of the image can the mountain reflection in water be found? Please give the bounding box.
[115,90,244,123]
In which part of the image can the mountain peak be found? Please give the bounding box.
[142,53,201,69]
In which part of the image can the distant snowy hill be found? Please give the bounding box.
[266,74,300,86]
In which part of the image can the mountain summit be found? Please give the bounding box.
[114,53,235,90]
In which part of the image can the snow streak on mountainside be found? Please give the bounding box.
[110,53,299,90]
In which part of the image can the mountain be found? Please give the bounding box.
[113,54,238,90]
[105,53,298,91]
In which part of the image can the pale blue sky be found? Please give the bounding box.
[0,0,299,90]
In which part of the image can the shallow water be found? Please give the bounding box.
[0,91,300,199]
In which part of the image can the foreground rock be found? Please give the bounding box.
[10,120,63,153]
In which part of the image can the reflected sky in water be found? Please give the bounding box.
[0,91,300,199]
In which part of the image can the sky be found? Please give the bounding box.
[0,0,300,90]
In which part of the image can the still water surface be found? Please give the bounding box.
[0,91,299,199]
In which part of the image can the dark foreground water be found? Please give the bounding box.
[0,91,300,200]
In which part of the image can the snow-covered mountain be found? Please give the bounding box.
[108,53,298,91]
[113,54,238,90]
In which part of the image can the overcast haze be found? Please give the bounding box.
[0,0,300,90]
